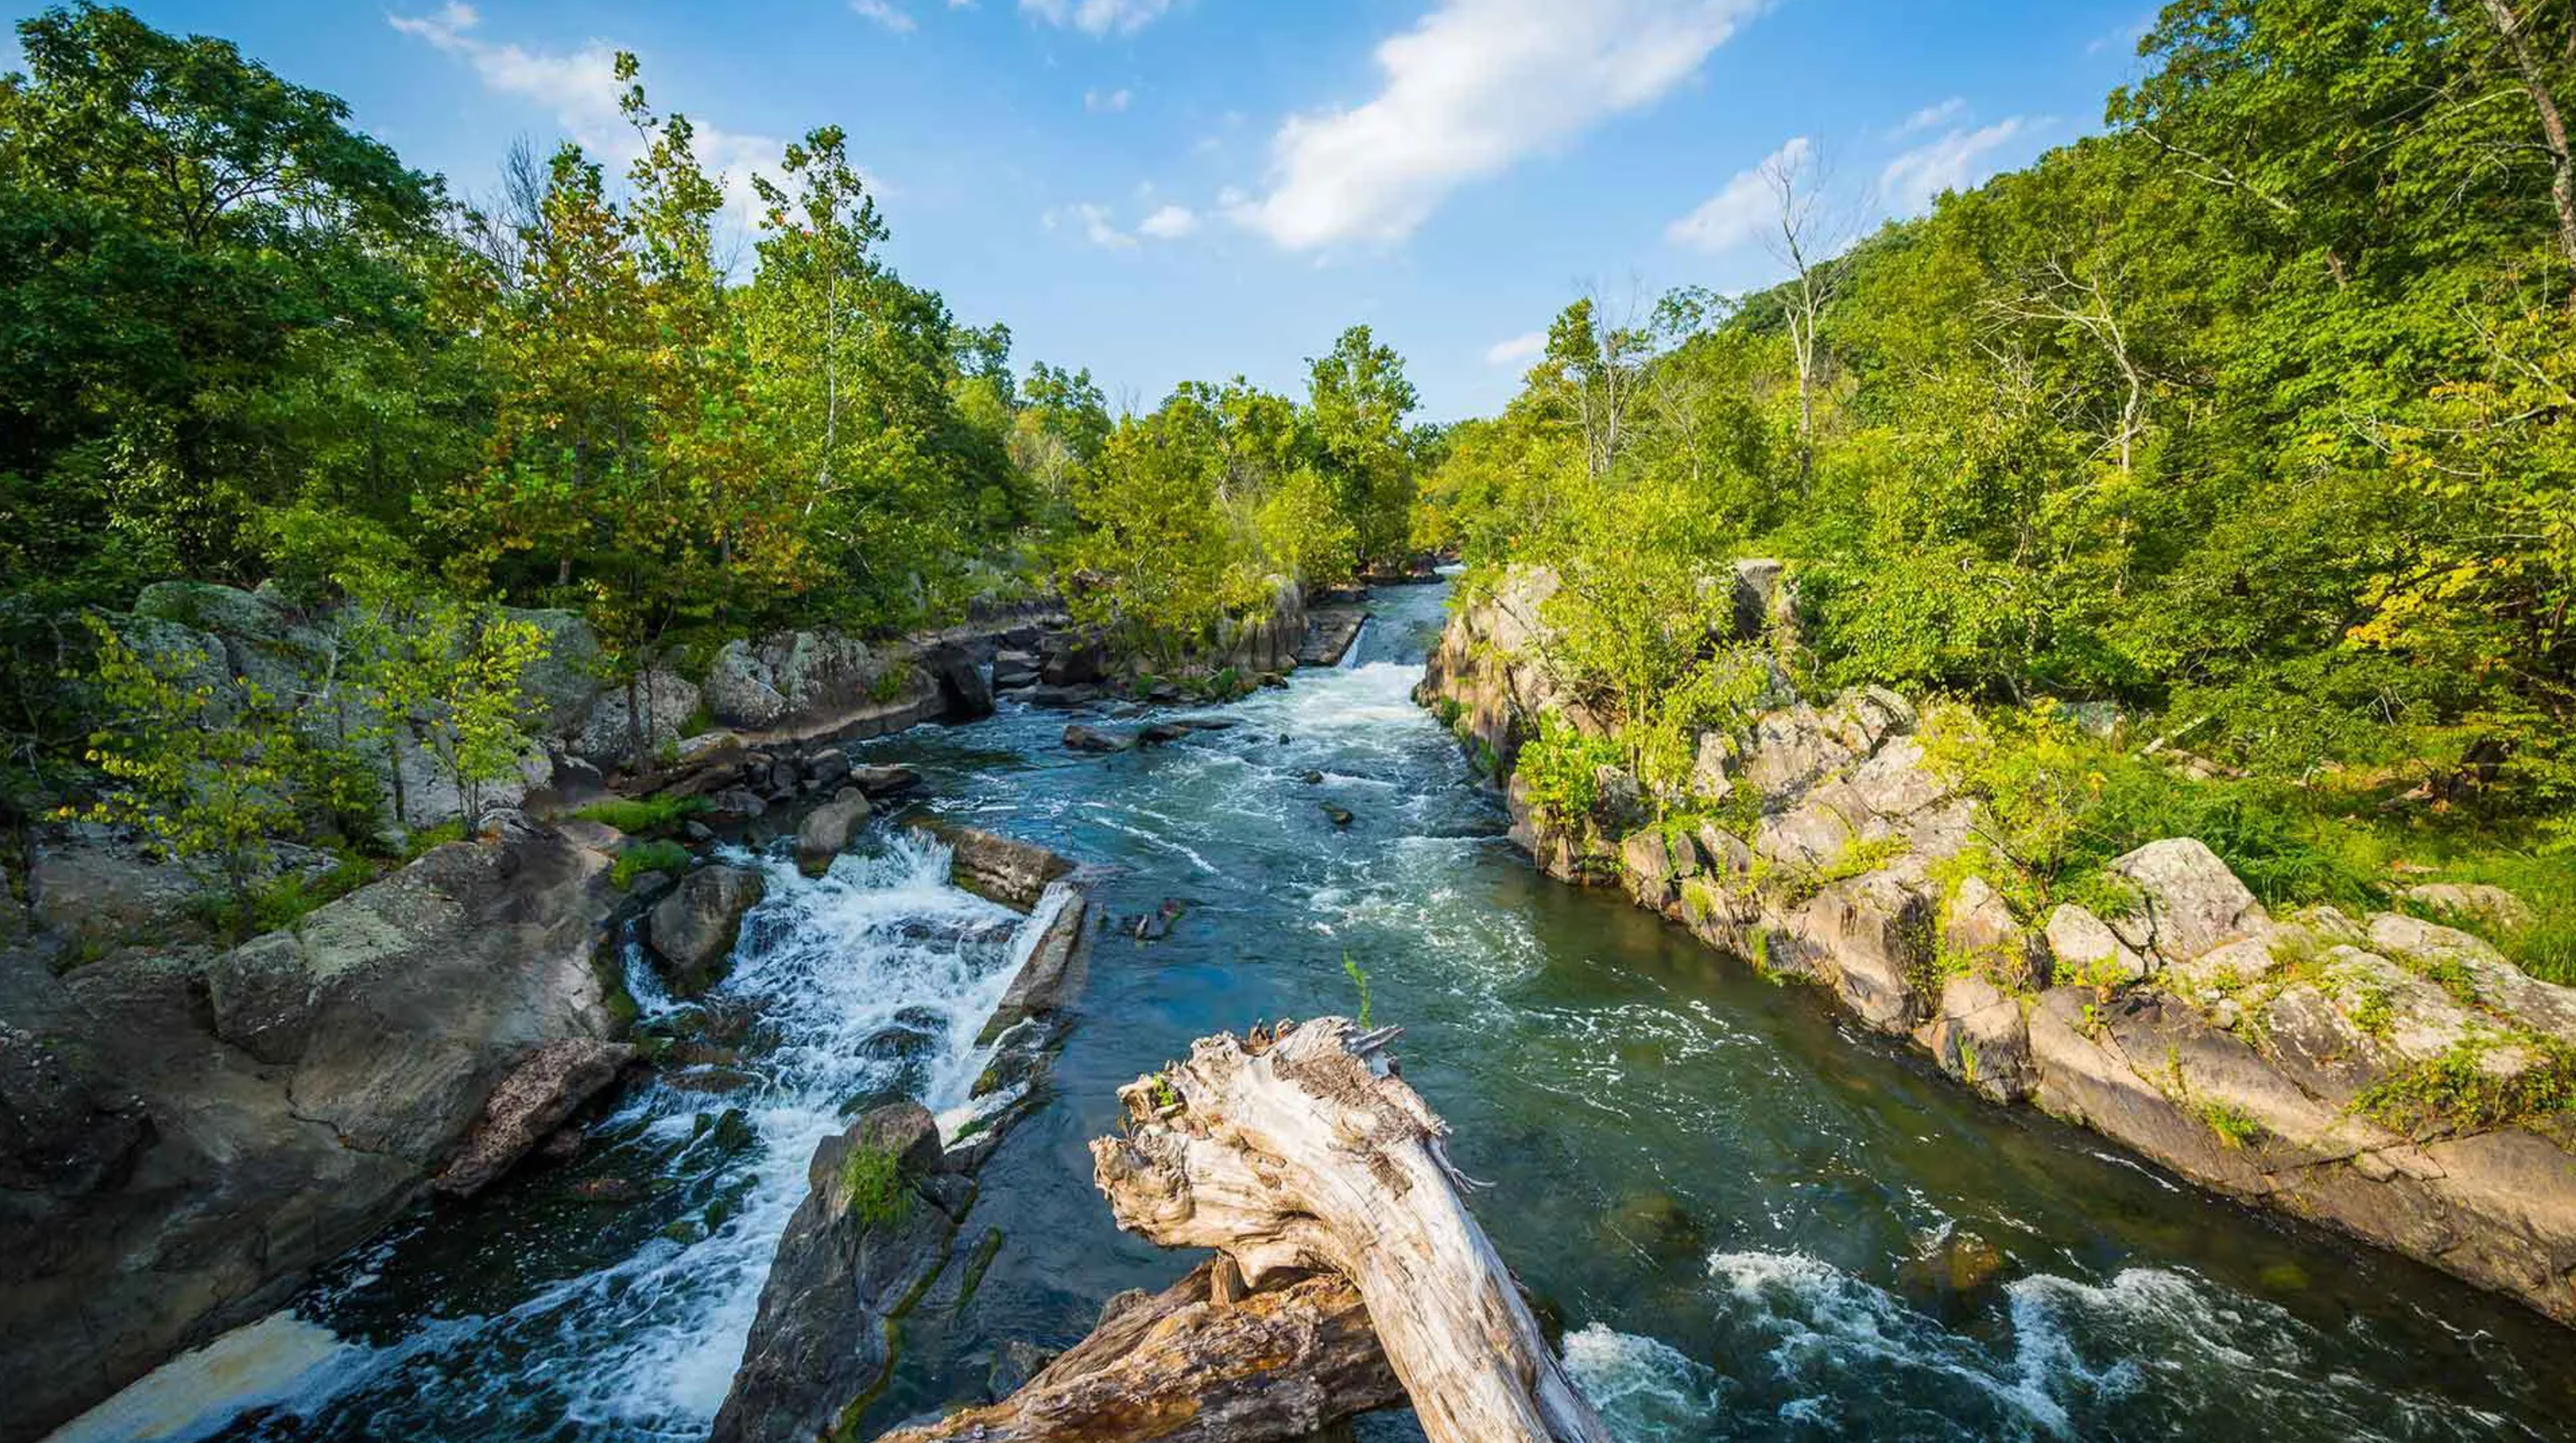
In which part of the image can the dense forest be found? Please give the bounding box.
[3,0,2570,959]
[1415,0,2575,971]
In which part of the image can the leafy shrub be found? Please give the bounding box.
[1516,714,1622,829]
[611,840,691,889]
[576,795,710,835]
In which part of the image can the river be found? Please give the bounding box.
[63,578,2576,1442]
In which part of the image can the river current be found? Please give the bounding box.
[58,579,2576,1441]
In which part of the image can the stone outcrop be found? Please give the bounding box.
[647,863,770,996]
[1421,566,2576,1327]
[711,1101,970,1443]
[0,823,628,1441]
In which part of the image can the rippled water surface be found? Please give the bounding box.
[74,579,2576,1441]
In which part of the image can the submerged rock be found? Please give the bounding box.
[1062,724,1133,753]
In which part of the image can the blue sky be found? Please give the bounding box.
[6,0,2156,419]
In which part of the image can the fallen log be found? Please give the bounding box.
[1090,1018,1610,1443]
[875,1260,1401,1442]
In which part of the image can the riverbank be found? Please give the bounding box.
[28,578,2576,1443]
[1417,564,2576,1329]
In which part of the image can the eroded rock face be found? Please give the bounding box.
[0,826,623,1441]
[575,669,703,770]
[648,864,770,996]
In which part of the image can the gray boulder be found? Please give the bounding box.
[2044,903,2148,988]
[924,642,994,721]
[704,638,790,730]
[648,865,770,996]
[2108,838,2270,966]
[576,670,703,769]
[797,788,872,876]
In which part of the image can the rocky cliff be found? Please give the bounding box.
[1419,565,2576,1326]
[0,821,634,1441]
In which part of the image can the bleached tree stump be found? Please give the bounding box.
[1089,1018,1611,1443]
[874,1260,1399,1443]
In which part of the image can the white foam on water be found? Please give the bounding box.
[113,827,1050,1441]
[1561,1324,1726,1440]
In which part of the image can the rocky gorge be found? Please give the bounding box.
[1418,564,2576,1326]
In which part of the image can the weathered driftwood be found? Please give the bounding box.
[1090,1018,1610,1443]
[875,1259,1400,1442]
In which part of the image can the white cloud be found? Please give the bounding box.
[1666,135,1806,252]
[1020,0,1184,35]
[1047,201,1137,248]
[388,5,785,228]
[1879,117,2029,215]
[1138,203,1198,238]
[1886,96,1964,139]
[1230,0,1761,250]
[1483,330,1546,366]
[1085,86,1133,113]
[852,0,918,32]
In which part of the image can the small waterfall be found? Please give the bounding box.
[79,827,1051,1443]
[1336,615,1369,668]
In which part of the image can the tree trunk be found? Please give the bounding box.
[2482,0,2576,291]
[1089,1019,1611,1443]
[874,1260,1401,1443]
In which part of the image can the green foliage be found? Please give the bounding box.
[610,840,691,890]
[835,1141,914,1226]
[1515,714,1622,829]
[2353,1035,2576,1137]
[62,614,308,916]
[574,795,710,836]
[1342,953,1374,1028]
[1423,0,2576,822]
[2197,1099,2264,1151]
[404,817,467,858]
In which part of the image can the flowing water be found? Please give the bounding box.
[65,578,2576,1442]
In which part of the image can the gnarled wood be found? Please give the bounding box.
[1089,1018,1610,1443]
[874,1260,1400,1442]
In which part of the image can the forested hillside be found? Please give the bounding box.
[1417,0,2574,968]
[0,2,1424,902]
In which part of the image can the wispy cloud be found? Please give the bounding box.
[1138,203,1199,239]
[1085,86,1132,113]
[1046,201,1137,248]
[1666,135,1806,252]
[1880,118,2031,215]
[1483,330,1546,366]
[851,0,918,33]
[1229,0,1763,250]
[1020,0,1185,35]
[388,3,785,226]
[1885,96,1964,140]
